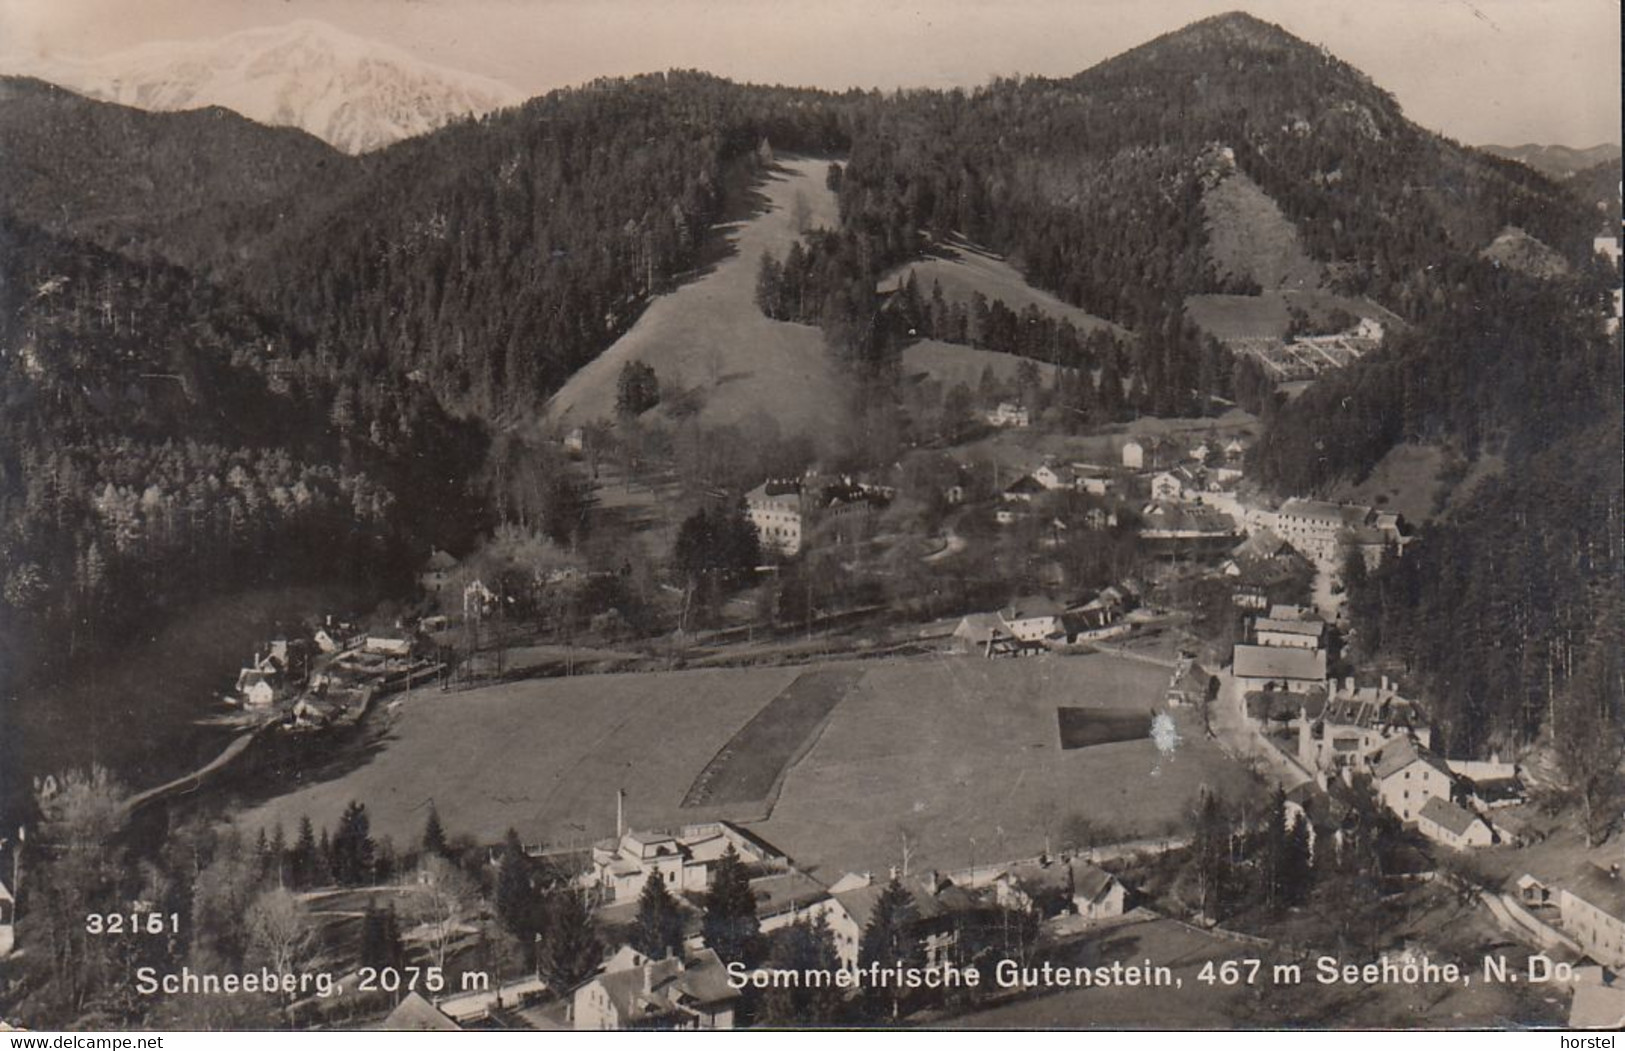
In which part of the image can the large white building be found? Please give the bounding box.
[744,477,888,556]
[590,822,788,905]
[1271,499,1404,569]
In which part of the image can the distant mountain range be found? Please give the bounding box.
[1479,142,1622,180]
[0,19,524,154]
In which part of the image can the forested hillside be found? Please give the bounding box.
[0,76,355,276]
[0,13,1615,762]
[0,217,487,693]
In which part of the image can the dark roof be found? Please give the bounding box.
[1254,617,1324,638]
[379,992,460,1031]
[1232,644,1325,682]
[1072,863,1117,904]
[1567,863,1625,922]
[1371,737,1451,781]
[1003,596,1064,620]
[1419,797,1485,837]
[750,870,829,918]
[1005,475,1046,495]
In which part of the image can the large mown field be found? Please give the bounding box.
[236,652,1252,878]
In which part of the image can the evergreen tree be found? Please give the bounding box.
[1284,814,1314,905]
[757,915,847,1026]
[331,801,376,887]
[290,815,317,890]
[1259,785,1290,913]
[631,873,685,960]
[857,877,922,1022]
[1188,787,1230,923]
[494,828,540,942]
[615,360,660,418]
[359,897,406,971]
[422,804,449,859]
[701,844,761,966]
[538,888,601,992]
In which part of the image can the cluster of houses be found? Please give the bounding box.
[950,584,1140,657]
[226,615,434,730]
[744,475,893,557]
[560,818,1131,1031]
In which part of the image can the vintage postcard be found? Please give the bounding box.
[0,0,1619,1036]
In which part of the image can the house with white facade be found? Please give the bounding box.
[1371,737,1454,825]
[573,948,739,1030]
[1415,797,1493,850]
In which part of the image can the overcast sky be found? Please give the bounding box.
[0,0,1618,146]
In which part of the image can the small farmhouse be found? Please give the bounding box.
[1415,797,1493,851]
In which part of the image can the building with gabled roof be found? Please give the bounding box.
[591,822,788,905]
[1561,862,1625,968]
[817,873,975,970]
[572,948,739,1031]
[1253,614,1325,650]
[999,596,1064,642]
[1298,677,1429,776]
[1371,737,1453,824]
[1415,797,1493,850]
[379,991,461,1031]
[1232,644,1326,695]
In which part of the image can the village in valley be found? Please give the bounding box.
[12,249,1616,1030]
[1,5,1621,1037]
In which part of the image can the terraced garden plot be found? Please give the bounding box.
[682,667,864,809]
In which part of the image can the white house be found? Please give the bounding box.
[1559,863,1625,968]
[1000,596,1065,642]
[1415,797,1493,851]
[986,403,1031,428]
[590,822,788,905]
[1253,615,1325,650]
[1121,440,1144,470]
[1231,644,1326,695]
[1372,737,1453,825]
[573,948,739,1031]
[1033,463,1076,492]
[1149,472,1183,502]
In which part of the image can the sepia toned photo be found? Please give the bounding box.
[0,0,1619,1035]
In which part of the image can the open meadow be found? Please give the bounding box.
[878,240,1125,338]
[543,156,852,440]
[237,649,1255,879]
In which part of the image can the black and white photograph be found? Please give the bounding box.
[0,0,1620,1034]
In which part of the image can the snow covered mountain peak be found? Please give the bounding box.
[1,20,526,154]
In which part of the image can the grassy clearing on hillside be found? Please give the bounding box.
[1329,442,1449,523]
[1202,170,1323,291]
[1184,290,1399,343]
[900,340,1059,390]
[879,240,1125,337]
[544,157,851,441]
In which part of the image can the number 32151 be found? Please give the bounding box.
[85,912,180,935]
